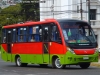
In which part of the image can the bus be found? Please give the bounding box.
[0,19,99,69]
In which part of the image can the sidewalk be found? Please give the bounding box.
[91,60,100,67]
[91,54,100,67]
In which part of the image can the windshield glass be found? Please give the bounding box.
[60,22,96,44]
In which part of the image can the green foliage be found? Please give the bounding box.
[1,4,21,14]
[0,1,40,42]
[0,4,23,26]
[0,1,40,26]
[20,0,40,21]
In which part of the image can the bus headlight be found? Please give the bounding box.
[67,47,75,54]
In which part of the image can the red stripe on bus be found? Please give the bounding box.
[74,49,95,55]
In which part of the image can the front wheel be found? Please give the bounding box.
[15,56,27,67]
[52,57,66,69]
[79,62,90,69]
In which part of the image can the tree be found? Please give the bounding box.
[0,1,40,42]
[0,4,22,26]
[20,0,40,21]
[0,0,40,26]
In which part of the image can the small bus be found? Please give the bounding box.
[0,19,99,69]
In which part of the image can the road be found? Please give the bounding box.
[0,57,100,75]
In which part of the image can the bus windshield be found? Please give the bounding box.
[59,21,97,47]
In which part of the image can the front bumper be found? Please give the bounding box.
[64,51,99,65]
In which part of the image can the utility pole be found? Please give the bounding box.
[80,0,83,20]
[51,0,54,18]
[87,0,90,24]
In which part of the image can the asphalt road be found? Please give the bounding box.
[0,57,100,75]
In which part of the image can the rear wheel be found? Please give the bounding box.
[15,56,27,67]
[79,63,90,69]
[52,57,66,69]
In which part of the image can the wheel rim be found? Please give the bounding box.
[55,58,62,68]
[17,57,21,66]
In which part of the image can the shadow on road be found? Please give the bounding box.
[2,64,98,70]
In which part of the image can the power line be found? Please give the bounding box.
[40,2,87,8]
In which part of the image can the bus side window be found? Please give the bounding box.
[12,29,16,43]
[39,26,42,41]
[28,26,41,42]
[34,26,40,41]
[28,26,35,42]
[18,28,24,42]
[43,26,49,41]
[51,25,62,43]
[23,28,27,42]
[17,27,27,42]
[2,29,6,43]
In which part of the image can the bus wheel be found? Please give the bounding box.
[79,62,90,69]
[52,57,65,69]
[15,56,27,67]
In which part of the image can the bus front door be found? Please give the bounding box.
[42,26,50,64]
[7,30,12,61]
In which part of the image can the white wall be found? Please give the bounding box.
[40,0,88,20]
[40,0,72,21]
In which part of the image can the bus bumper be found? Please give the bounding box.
[64,51,99,65]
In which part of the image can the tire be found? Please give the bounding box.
[52,57,66,69]
[79,62,90,69]
[15,56,27,67]
[39,64,48,68]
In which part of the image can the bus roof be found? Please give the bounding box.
[3,19,56,29]
[57,19,88,23]
[3,19,89,29]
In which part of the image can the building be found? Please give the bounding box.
[40,0,100,51]
[40,0,88,20]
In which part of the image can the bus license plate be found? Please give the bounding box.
[83,57,89,60]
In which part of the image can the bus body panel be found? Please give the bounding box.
[2,43,66,55]
[49,42,65,54]
[12,43,42,54]
[1,45,7,61]
[1,45,99,65]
